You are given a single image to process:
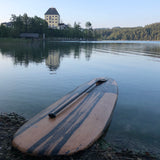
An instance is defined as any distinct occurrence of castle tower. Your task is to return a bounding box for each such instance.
[45,7,60,28]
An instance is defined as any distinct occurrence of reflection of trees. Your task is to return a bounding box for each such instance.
[0,41,48,67]
[1,41,160,70]
[0,41,94,70]
[100,43,160,58]
[84,44,93,61]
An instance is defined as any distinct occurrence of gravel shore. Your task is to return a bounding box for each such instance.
[0,113,158,160]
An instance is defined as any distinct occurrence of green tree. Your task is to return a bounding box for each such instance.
[0,25,10,37]
[11,14,24,33]
[10,14,48,36]
[22,13,30,32]
[85,21,92,29]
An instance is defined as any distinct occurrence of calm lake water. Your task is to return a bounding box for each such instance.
[0,40,160,156]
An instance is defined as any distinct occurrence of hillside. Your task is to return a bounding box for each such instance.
[95,23,160,40]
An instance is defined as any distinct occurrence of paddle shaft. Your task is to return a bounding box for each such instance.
[48,78,107,118]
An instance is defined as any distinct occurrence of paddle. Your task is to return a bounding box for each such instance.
[48,78,107,118]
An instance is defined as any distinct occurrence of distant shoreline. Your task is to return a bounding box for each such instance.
[0,38,160,43]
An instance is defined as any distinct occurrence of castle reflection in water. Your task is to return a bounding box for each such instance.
[1,41,160,72]
[45,51,60,71]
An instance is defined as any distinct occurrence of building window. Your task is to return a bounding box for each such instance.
[49,21,51,23]
[49,16,51,20]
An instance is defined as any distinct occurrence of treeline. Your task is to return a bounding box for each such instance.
[0,14,48,38]
[1,13,160,40]
[0,14,97,39]
[47,22,98,39]
[96,23,160,40]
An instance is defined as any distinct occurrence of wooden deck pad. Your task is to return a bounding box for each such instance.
[12,78,118,156]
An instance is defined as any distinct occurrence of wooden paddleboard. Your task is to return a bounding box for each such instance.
[12,78,118,156]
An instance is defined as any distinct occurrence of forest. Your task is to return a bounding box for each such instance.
[0,14,96,39]
[0,13,160,40]
[96,23,160,40]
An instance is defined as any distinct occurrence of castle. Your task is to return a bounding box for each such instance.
[45,8,60,29]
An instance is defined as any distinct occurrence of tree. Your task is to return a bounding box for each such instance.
[85,21,92,29]
[74,22,81,30]
[11,14,24,33]
[84,22,93,39]
[10,14,48,36]
[73,22,83,38]
[0,25,10,37]
[22,13,30,32]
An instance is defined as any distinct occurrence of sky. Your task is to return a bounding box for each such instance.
[0,0,160,28]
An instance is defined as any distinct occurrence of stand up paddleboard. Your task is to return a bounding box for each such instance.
[12,78,118,156]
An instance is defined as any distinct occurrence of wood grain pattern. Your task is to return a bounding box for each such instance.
[12,78,118,156]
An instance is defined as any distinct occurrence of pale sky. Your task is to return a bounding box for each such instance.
[0,0,160,28]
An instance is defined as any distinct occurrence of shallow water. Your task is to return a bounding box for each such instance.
[0,40,160,156]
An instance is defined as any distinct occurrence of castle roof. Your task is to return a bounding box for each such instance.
[45,8,59,15]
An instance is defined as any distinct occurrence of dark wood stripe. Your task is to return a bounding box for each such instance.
[15,79,108,138]
[45,82,116,155]
[50,82,98,117]
[26,93,89,153]
[13,78,118,156]
[27,81,116,155]
[50,93,104,155]
[27,91,102,155]
[14,82,94,138]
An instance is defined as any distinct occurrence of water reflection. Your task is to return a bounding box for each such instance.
[0,41,95,70]
[45,51,59,71]
[0,41,47,67]
[0,41,160,69]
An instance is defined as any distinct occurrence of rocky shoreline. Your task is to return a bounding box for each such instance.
[0,113,158,160]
